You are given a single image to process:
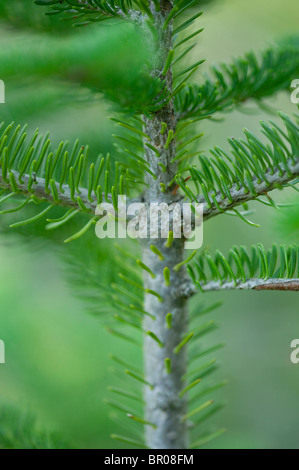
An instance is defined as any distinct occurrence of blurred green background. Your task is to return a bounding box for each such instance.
[0,0,298,449]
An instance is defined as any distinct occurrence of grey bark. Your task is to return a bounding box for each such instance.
[178,277,299,298]
[0,168,108,213]
[141,1,189,449]
[143,239,189,449]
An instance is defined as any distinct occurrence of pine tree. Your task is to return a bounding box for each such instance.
[0,0,299,449]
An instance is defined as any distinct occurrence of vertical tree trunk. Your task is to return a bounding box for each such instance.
[142,1,189,449]
[142,239,189,449]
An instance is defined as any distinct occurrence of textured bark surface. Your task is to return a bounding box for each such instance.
[141,0,189,449]
[178,277,299,297]
[143,239,188,449]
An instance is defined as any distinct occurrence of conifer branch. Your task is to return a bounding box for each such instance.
[0,168,102,213]
[184,244,299,297]
[34,0,131,22]
[177,113,299,221]
[180,278,299,297]
[202,158,299,221]
[0,407,68,449]
[0,123,137,227]
[0,24,163,114]
[176,44,299,120]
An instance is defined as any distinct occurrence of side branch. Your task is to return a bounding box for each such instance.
[0,168,106,213]
[184,244,299,297]
[176,44,299,120]
[202,159,299,221]
[179,278,299,297]
[180,114,299,222]
[0,122,136,220]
